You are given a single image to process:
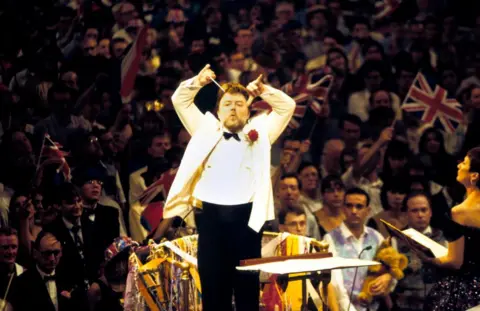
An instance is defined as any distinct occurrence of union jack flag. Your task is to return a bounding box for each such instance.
[401,72,463,133]
[38,134,71,181]
[251,71,333,129]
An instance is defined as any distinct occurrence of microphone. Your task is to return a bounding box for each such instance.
[347,245,373,311]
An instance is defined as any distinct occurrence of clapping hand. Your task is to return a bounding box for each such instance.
[246,74,265,98]
[195,64,216,87]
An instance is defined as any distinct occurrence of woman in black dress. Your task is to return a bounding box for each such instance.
[420,147,480,311]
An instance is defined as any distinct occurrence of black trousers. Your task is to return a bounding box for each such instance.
[195,201,262,311]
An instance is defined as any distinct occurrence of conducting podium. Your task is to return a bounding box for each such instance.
[238,252,380,311]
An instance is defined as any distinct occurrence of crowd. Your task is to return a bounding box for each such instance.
[0,0,479,310]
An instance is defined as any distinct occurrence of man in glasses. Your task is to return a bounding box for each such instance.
[278,203,308,236]
[10,231,75,311]
[74,172,120,271]
[324,187,394,311]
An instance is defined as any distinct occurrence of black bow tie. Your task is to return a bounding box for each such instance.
[44,275,56,282]
[223,132,240,141]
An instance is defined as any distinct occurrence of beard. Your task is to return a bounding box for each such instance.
[223,115,247,133]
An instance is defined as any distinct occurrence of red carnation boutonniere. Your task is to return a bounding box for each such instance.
[247,129,259,144]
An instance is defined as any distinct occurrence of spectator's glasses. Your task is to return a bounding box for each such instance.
[86,180,103,186]
[145,100,164,112]
[89,136,99,143]
[84,46,96,52]
[40,249,61,257]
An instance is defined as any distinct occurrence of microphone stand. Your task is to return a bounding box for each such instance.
[347,245,372,311]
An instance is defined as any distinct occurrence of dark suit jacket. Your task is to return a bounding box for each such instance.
[44,205,119,291]
[9,268,74,311]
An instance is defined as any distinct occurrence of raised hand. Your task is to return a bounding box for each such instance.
[246,74,265,98]
[195,64,216,87]
[379,126,394,145]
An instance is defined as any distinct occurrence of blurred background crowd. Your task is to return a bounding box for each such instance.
[0,0,479,310]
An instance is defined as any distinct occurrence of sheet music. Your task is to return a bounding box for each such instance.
[466,305,480,311]
[237,257,380,274]
[402,228,448,258]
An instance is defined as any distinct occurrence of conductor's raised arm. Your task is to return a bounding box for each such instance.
[246,74,296,144]
[171,64,216,135]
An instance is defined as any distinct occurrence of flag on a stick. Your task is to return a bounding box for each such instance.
[38,135,72,181]
[120,26,148,104]
[251,71,333,128]
[401,72,463,133]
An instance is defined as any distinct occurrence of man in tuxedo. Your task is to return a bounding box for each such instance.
[0,228,24,299]
[162,64,295,311]
[9,231,74,311]
[74,172,120,271]
[44,182,116,298]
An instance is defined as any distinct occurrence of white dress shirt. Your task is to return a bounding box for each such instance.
[36,266,58,311]
[193,131,256,205]
[324,223,386,311]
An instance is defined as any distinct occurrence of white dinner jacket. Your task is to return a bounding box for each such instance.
[163,77,295,232]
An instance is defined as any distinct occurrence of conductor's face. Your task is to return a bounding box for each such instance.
[217,93,250,133]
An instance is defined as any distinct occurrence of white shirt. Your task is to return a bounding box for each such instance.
[36,266,58,311]
[62,218,83,244]
[324,223,386,311]
[193,131,256,205]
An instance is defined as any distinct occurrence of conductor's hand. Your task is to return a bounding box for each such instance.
[195,64,216,87]
[247,74,265,98]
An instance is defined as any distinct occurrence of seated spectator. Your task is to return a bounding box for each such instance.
[278,203,308,237]
[392,191,447,311]
[324,187,395,311]
[0,228,24,299]
[368,179,409,237]
[9,231,78,311]
[315,175,345,237]
[297,162,323,215]
[276,174,320,240]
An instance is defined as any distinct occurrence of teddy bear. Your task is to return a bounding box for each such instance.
[357,237,408,304]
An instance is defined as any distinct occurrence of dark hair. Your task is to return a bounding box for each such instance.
[297,161,318,176]
[467,146,480,188]
[418,127,447,155]
[55,183,81,204]
[47,83,78,105]
[147,131,171,148]
[340,147,357,173]
[339,113,363,129]
[369,89,393,108]
[0,227,17,237]
[165,146,185,167]
[381,140,410,182]
[402,190,432,212]
[407,175,431,196]
[278,202,305,225]
[344,187,370,207]
[380,177,409,210]
[320,175,345,194]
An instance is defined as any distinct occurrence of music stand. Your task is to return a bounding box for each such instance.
[238,253,380,311]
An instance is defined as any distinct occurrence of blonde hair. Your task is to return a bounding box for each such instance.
[214,82,250,114]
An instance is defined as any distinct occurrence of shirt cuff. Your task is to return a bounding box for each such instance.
[183,77,202,89]
[259,84,277,97]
